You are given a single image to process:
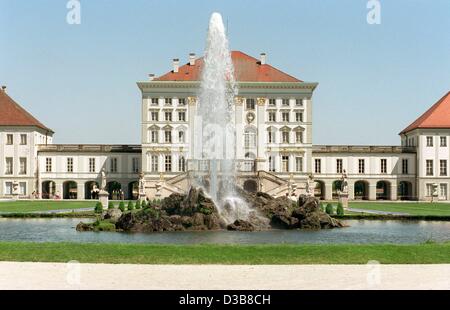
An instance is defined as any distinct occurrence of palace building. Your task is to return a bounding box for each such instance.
[0,52,449,201]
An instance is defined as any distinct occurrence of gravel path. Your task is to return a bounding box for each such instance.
[0,262,448,290]
[347,208,409,215]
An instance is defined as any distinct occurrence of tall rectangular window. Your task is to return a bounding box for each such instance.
[358,159,365,174]
[110,158,118,173]
[426,136,434,147]
[132,158,140,173]
[151,155,158,172]
[426,160,434,176]
[165,155,172,172]
[295,131,303,143]
[151,130,158,143]
[296,99,304,106]
[282,99,290,106]
[5,182,12,195]
[440,184,448,200]
[5,157,13,175]
[268,131,275,143]
[178,111,186,121]
[165,98,172,105]
[151,111,158,121]
[402,159,409,174]
[178,98,186,106]
[178,131,185,143]
[67,158,73,173]
[151,98,159,106]
[381,159,387,174]
[269,156,275,172]
[315,159,321,174]
[165,130,172,143]
[20,134,27,145]
[268,99,276,106]
[295,112,303,122]
[282,156,289,172]
[89,158,96,173]
[178,156,185,172]
[19,182,26,195]
[441,136,447,147]
[6,134,13,145]
[426,184,434,197]
[19,158,27,175]
[268,112,276,122]
[165,111,172,121]
[440,160,447,176]
[296,157,303,172]
[282,131,289,143]
[336,159,343,174]
[282,112,290,122]
[45,158,52,172]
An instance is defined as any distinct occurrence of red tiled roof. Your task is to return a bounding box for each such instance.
[401,91,450,134]
[155,51,302,82]
[0,90,53,132]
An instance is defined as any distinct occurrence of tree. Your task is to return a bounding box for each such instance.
[325,203,334,215]
[127,200,134,211]
[94,202,103,214]
[336,202,344,216]
[135,200,141,210]
[119,201,125,212]
[108,202,115,210]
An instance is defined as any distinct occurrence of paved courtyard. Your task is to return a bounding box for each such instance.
[0,262,449,290]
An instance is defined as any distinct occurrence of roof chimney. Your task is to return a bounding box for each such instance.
[1,86,6,93]
[260,53,267,65]
[189,53,196,66]
[148,74,155,81]
[173,58,179,73]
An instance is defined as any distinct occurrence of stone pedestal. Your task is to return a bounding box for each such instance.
[98,190,109,209]
[339,193,349,209]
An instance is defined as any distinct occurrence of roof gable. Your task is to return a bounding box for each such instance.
[155,51,302,82]
[0,90,53,133]
[401,91,450,134]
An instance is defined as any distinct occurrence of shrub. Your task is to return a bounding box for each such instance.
[94,202,103,214]
[144,207,160,219]
[108,202,115,210]
[319,203,325,212]
[336,202,344,215]
[135,200,141,209]
[141,200,148,208]
[325,203,334,215]
[119,201,125,212]
[127,201,134,211]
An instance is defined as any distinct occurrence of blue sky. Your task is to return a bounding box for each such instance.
[1,0,449,145]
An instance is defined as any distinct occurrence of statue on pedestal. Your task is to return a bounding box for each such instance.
[340,170,349,195]
[306,174,315,197]
[138,172,147,201]
[98,168,109,209]
[100,168,107,191]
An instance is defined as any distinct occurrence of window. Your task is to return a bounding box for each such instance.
[244,129,256,148]
[381,159,387,174]
[441,136,447,147]
[178,131,185,143]
[132,158,140,173]
[165,98,172,105]
[281,156,289,172]
[358,159,365,174]
[45,158,52,172]
[178,98,186,106]
[165,111,172,121]
[151,155,158,172]
[440,160,447,176]
[246,99,255,110]
[151,130,158,143]
[151,98,159,106]
[282,131,290,143]
[268,131,275,143]
[268,112,276,122]
[165,155,172,172]
[110,158,118,173]
[426,160,434,176]
[296,99,303,106]
[336,159,343,174]
[282,112,290,122]
[315,159,321,174]
[178,111,186,122]
[295,131,303,143]
[296,157,303,172]
[402,159,409,174]
[165,130,172,143]
[282,99,290,106]
[426,136,433,147]
[5,182,12,195]
[5,157,13,175]
[89,158,96,173]
[295,112,303,122]
[67,158,73,173]
[268,156,275,172]
[6,134,13,145]
[426,183,434,197]
[19,182,27,195]
[19,158,27,174]
[178,156,186,172]
[268,99,276,106]
[440,184,448,200]
[20,134,27,145]
[151,111,158,121]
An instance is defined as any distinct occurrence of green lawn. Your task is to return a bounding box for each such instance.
[348,202,450,216]
[0,242,449,264]
[0,200,96,213]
